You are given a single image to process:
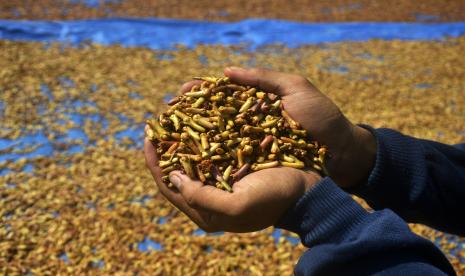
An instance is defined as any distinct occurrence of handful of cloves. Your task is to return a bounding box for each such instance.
[146,76,328,192]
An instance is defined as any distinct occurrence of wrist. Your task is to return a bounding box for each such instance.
[326,124,377,188]
[352,125,377,184]
[300,170,322,193]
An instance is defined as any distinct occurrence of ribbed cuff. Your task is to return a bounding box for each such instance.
[276,177,369,247]
[349,125,426,210]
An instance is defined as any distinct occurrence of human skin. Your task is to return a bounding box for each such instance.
[144,67,376,232]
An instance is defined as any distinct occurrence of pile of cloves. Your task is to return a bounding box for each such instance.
[146,76,328,192]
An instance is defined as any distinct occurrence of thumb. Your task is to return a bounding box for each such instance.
[168,171,238,214]
[169,171,203,193]
[224,67,310,96]
[168,171,205,209]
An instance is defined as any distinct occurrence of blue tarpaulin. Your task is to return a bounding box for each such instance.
[1,18,465,49]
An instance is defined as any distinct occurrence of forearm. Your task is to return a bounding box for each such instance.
[350,127,465,235]
[277,178,454,275]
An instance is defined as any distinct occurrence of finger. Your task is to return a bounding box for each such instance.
[144,137,160,179]
[160,187,216,232]
[169,171,243,217]
[180,80,202,94]
[144,138,217,229]
[160,187,214,231]
[224,67,309,96]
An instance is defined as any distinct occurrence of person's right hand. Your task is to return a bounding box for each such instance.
[224,67,377,188]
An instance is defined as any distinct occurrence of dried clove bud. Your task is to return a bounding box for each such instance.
[146,76,328,192]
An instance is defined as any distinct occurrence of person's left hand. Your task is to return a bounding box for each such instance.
[145,137,320,232]
[144,81,321,233]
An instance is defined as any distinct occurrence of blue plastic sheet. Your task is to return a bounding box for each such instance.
[70,0,123,8]
[137,236,163,252]
[1,18,465,50]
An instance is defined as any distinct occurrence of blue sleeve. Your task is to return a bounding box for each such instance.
[349,127,465,236]
[277,178,454,275]
[453,143,465,151]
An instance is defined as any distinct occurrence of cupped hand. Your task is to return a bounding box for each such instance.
[144,67,376,232]
[144,78,322,232]
[144,136,320,233]
[224,67,377,188]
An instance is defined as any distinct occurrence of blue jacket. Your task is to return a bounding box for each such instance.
[278,127,465,275]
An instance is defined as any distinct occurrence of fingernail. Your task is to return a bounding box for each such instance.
[169,174,182,189]
[227,66,245,72]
